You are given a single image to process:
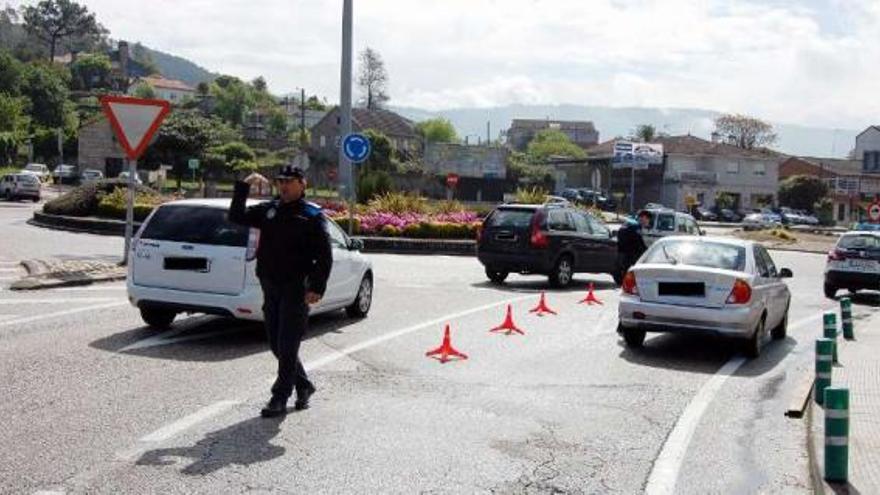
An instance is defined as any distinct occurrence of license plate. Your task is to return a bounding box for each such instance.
[847,260,877,272]
[658,282,705,297]
[164,257,209,271]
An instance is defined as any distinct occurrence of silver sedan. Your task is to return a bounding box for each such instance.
[617,236,792,357]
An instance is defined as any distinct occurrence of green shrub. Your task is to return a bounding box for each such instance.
[431,199,466,215]
[515,186,548,204]
[379,224,401,237]
[44,179,156,217]
[95,187,163,221]
[368,191,428,214]
[333,216,361,235]
[356,170,394,203]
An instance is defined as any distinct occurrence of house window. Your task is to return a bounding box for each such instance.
[726,162,740,174]
[838,203,846,222]
[754,163,766,176]
[320,135,326,148]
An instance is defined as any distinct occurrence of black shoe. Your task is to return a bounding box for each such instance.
[294,385,316,411]
[260,396,288,418]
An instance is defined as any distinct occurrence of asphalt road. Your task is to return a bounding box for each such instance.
[1,200,876,494]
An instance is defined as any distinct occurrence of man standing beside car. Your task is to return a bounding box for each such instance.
[616,210,652,278]
[229,165,332,418]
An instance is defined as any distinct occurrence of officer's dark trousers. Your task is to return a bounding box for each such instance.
[260,278,313,401]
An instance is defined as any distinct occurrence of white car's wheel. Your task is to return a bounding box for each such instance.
[346,274,373,318]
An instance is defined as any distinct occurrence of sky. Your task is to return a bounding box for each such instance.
[8,0,879,130]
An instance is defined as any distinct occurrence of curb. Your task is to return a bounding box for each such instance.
[10,258,127,291]
[807,400,827,495]
[31,211,142,237]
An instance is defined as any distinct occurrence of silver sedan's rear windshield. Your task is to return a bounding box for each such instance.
[642,240,746,271]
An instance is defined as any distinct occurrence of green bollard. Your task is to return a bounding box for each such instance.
[840,298,854,340]
[823,311,839,364]
[815,339,834,405]
[824,387,849,483]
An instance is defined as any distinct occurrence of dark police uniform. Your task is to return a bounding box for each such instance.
[616,218,648,275]
[228,169,332,415]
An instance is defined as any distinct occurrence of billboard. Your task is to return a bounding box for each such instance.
[612,141,664,170]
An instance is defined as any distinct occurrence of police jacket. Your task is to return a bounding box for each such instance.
[617,220,647,259]
[228,181,332,295]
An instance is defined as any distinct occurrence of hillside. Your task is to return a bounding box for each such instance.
[393,104,860,159]
[139,45,218,86]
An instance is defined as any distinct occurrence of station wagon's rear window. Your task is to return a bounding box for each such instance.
[141,205,248,247]
[486,209,535,228]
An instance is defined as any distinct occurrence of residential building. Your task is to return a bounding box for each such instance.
[310,107,420,165]
[854,126,880,173]
[281,97,329,132]
[131,76,196,103]
[507,119,599,151]
[424,143,509,201]
[77,116,127,178]
[780,156,879,224]
[587,135,783,212]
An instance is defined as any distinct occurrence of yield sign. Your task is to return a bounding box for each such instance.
[100,95,170,160]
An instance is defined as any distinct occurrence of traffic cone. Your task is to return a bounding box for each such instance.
[578,283,604,305]
[529,292,557,316]
[490,305,525,335]
[425,324,468,363]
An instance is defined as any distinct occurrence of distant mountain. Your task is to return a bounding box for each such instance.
[139,45,218,86]
[393,104,860,159]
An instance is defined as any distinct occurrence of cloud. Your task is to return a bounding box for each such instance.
[8,0,879,128]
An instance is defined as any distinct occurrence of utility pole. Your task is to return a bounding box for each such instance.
[300,87,306,146]
[338,0,354,234]
[486,120,491,146]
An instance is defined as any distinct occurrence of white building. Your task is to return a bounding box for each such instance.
[132,76,196,103]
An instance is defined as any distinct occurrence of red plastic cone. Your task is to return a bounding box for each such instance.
[490,305,525,335]
[529,292,557,316]
[578,283,604,305]
[425,324,468,363]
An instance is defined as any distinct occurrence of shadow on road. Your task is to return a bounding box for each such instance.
[136,414,286,475]
[846,292,880,308]
[89,311,363,362]
[471,276,617,293]
[617,332,798,377]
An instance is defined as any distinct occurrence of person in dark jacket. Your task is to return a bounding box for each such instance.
[229,165,332,418]
[616,210,653,276]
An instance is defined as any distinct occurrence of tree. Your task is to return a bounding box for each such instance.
[416,117,457,143]
[196,81,210,97]
[778,175,829,213]
[506,150,553,187]
[70,52,110,90]
[305,95,326,111]
[357,47,389,110]
[21,0,102,62]
[526,129,586,161]
[266,106,288,137]
[0,94,30,165]
[130,43,159,75]
[20,61,72,129]
[252,76,267,93]
[207,141,256,172]
[0,50,24,94]
[713,113,777,149]
[149,111,239,187]
[361,128,395,173]
[209,76,253,127]
[131,81,156,99]
[632,124,656,143]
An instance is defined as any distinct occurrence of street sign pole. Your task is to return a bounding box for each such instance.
[630,166,635,213]
[122,158,137,265]
[338,0,354,235]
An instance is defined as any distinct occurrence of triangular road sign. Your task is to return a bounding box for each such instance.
[100,95,171,160]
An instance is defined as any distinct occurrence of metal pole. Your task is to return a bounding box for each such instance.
[57,128,63,165]
[122,158,136,265]
[300,87,306,143]
[339,0,354,235]
[630,165,635,213]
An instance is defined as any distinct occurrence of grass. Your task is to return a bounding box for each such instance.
[0,166,21,177]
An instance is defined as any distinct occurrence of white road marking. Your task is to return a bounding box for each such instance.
[120,327,243,352]
[0,302,128,330]
[0,267,20,272]
[0,297,118,305]
[644,312,824,495]
[139,400,239,443]
[118,325,193,352]
[0,276,17,281]
[54,285,126,292]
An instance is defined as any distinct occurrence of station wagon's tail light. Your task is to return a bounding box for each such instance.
[475,224,483,243]
[246,228,260,261]
[530,211,549,249]
[726,279,752,305]
[827,249,846,261]
[622,271,638,295]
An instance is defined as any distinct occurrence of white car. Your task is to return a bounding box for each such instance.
[618,236,792,357]
[742,213,781,231]
[824,231,880,299]
[118,171,143,185]
[1,172,42,201]
[22,163,51,182]
[127,199,374,329]
[640,209,702,246]
[80,169,104,182]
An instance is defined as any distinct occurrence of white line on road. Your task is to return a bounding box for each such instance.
[53,285,126,292]
[0,302,128,330]
[0,297,118,305]
[139,400,239,443]
[120,326,241,352]
[118,325,193,352]
[644,312,824,495]
[0,268,20,272]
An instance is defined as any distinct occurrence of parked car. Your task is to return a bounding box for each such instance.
[578,189,617,212]
[694,207,718,222]
[52,164,78,184]
[760,209,783,224]
[742,213,781,231]
[117,171,143,185]
[618,236,792,357]
[824,232,880,299]
[0,172,42,201]
[639,209,702,246]
[717,209,743,223]
[797,211,819,226]
[852,222,880,232]
[80,169,104,183]
[560,188,583,204]
[127,199,374,328]
[21,163,50,182]
[644,203,665,210]
[476,202,620,287]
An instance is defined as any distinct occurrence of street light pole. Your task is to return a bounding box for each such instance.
[338,0,354,235]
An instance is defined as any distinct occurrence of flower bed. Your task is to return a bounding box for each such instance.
[316,200,482,240]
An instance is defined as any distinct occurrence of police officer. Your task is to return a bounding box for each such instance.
[616,210,652,277]
[229,165,332,418]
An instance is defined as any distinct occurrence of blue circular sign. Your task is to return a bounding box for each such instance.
[342,133,371,163]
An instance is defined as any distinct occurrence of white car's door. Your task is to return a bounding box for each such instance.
[753,246,787,328]
[318,219,359,307]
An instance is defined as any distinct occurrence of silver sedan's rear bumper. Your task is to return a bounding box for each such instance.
[618,294,760,338]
